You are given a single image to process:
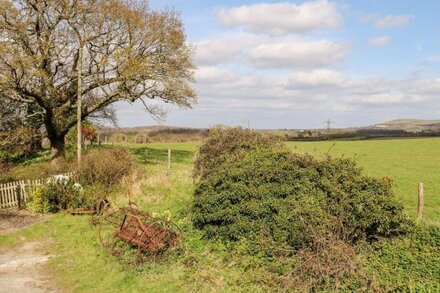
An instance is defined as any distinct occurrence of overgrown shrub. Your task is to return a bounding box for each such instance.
[28,175,86,213]
[193,127,279,179]
[192,129,413,250]
[192,128,420,291]
[79,148,133,187]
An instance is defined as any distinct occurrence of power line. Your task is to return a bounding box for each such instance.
[323,119,335,133]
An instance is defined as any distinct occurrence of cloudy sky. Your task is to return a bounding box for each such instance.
[116,0,440,129]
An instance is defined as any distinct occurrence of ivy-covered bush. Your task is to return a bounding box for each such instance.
[193,127,279,179]
[192,129,413,250]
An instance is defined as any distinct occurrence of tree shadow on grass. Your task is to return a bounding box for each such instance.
[130,147,194,165]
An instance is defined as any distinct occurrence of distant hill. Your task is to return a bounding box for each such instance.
[371,119,440,132]
[96,119,440,143]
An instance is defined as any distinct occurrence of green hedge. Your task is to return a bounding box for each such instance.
[192,128,413,249]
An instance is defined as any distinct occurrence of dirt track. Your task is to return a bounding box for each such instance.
[0,209,47,235]
[0,210,61,292]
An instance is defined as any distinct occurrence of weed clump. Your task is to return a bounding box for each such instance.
[79,148,134,187]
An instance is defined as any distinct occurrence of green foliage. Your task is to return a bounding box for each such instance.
[1,142,438,292]
[286,139,440,223]
[66,121,97,146]
[193,129,412,250]
[193,127,279,179]
[79,148,134,187]
[362,226,440,291]
[27,185,51,213]
[28,176,86,213]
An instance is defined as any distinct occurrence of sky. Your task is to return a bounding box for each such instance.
[115,0,440,129]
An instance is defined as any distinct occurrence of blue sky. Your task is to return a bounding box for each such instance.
[116,0,440,129]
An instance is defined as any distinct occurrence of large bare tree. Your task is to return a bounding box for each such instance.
[0,0,196,162]
[0,98,42,158]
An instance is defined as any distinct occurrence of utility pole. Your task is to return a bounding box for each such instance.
[77,44,83,167]
[323,119,335,135]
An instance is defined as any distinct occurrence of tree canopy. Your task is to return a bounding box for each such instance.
[0,0,196,160]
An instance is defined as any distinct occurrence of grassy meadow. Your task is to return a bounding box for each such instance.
[136,137,440,222]
[285,138,440,223]
[1,138,439,291]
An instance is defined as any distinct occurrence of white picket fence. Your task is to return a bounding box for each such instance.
[0,172,74,209]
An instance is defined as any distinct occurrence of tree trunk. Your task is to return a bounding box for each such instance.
[50,136,65,159]
[48,135,65,172]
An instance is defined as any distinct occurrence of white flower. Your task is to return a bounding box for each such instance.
[47,174,70,185]
[73,183,83,191]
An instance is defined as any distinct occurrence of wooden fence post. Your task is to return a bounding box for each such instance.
[417,183,424,221]
[26,179,31,202]
[168,149,171,170]
[16,184,22,209]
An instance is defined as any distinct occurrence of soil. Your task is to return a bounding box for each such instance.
[0,209,61,292]
[0,209,48,234]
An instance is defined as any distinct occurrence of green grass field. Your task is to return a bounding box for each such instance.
[1,138,439,292]
[285,138,440,223]
[136,138,440,222]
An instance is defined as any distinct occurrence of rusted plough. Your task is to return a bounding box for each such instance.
[96,206,181,260]
[69,199,111,216]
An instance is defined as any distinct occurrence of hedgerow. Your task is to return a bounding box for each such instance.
[193,127,279,179]
[192,130,412,248]
[192,128,420,291]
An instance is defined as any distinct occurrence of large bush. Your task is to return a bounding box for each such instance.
[192,129,413,250]
[79,148,134,187]
[193,127,279,179]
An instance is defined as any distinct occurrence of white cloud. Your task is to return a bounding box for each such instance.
[347,78,397,96]
[284,69,346,89]
[195,67,237,84]
[402,78,440,96]
[362,14,414,29]
[375,15,414,29]
[194,65,440,114]
[218,0,341,35]
[249,40,351,69]
[194,36,263,66]
[368,36,391,47]
[347,93,404,104]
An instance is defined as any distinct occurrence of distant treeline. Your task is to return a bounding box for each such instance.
[97,126,440,144]
[98,127,210,144]
[287,129,440,141]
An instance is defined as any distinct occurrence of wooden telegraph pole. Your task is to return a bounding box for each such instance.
[77,43,83,167]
